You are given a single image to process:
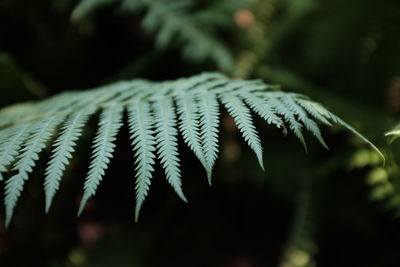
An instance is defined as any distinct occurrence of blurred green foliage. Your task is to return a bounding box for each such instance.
[1,0,400,266]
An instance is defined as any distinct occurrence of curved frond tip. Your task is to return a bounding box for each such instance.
[0,72,383,226]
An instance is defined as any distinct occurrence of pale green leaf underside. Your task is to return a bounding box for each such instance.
[0,72,383,226]
[176,93,208,179]
[154,98,187,202]
[78,106,124,216]
[45,108,95,213]
[220,93,264,170]
[0,124,33,181]
[5,116,63,227]
[198,92,220,184]
[128,102,156,222]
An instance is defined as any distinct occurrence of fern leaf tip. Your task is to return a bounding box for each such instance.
[207,174,212,186]
[5,217,11,230]
[334,115,385,165]
[134,208,142,223]
[320,139,329,150]
[301,141,308,153]
[259,160,265,171]
[179,193,188,203]
[77,197,89,217]
[44,202,51,214]
[134,209,140,223]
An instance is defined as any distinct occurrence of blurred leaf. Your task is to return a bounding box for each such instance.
[0,53,46,107]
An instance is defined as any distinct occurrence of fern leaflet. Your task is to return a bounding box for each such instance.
[78,106,124,215]
[5,116,63,227]
[128,102,156,221]
[240,92,285,131]
[153,98,187,202]
[295,99,332,127]
[281,96,328,149]
[0,124,33,181]
[45,108,94,212]
[198,92,220,184]
[220,93,264,170]
[266,96,307,150]
[176,93,207,176]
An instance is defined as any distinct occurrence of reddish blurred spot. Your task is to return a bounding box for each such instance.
[223,138,241,164]
[225,255,254,267]
[386,76,400,112]
[234,9,255,29]
[77,221,105,246]
[224,116,237,133]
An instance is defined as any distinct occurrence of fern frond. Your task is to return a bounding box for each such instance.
[127,102,156,222]
[198,92,220,184]
[72,0,235,71]
[141,0,234,71]
[5,116,63,227]
[220,93,264,170]
[0,72,383,224]
[153,98,187,202]
[78,106,124,216]
[44,108,95,213]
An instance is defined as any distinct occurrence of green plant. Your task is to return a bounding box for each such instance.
[72,0,242,72]
[0,72,382,228]
[386,123,400,143]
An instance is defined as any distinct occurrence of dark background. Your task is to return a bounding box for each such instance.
[1,0,400,266]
